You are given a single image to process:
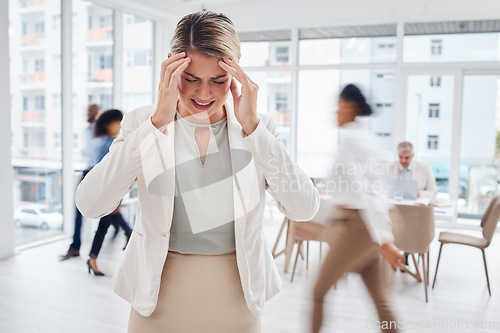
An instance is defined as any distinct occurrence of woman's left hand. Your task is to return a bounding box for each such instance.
[218,58,260,136]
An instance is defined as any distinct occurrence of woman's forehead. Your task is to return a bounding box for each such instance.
[185,51,228,78]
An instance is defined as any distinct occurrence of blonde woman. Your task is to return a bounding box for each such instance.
[76,11,319,333]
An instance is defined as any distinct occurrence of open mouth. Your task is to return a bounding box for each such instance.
[191,99,215,110]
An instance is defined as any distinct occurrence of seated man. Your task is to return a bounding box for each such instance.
[388,141,438,268]
[388,141,437,199]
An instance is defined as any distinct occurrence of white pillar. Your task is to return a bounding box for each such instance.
[0,0,16,260]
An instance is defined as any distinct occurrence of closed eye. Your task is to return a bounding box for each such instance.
[184,78,198,83]
[213,80,227,85]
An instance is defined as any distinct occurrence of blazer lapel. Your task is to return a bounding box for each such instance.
[226,103,260,235]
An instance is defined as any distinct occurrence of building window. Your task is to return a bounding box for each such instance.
[430,76,441,87]
[99,55,113,69]
[23,128,45,148]
[125,50,151,67]
[427,135,439,150]
[100,94,112,109]
[99,15,112,28]
[35,95,45,110]
[376,132,391,137]
[22,96,29,111]
[52,15,60,32]
[428,103,440,118]
[34,59,44,72]
[53,94,61,110]
[34,22,45,34]
[431,39,442,55]
[22,59,29,73]
[54,133,61,148]
[376,73,395,80]
[275,92,288,111]
[375,102,393,109]
[274,46,289,63]
[377,43,395,49]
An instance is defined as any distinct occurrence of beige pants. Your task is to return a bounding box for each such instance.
[128,251,260,333]
[312,210,398,333]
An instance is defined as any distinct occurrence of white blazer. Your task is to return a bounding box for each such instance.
[75,104,320,317]
[387,160,438,199]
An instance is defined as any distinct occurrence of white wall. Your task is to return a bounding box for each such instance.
[0,0,15,260]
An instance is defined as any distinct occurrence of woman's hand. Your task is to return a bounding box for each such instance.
[151,52,191,129]
[218,58,259,136]
[379,243,405,270]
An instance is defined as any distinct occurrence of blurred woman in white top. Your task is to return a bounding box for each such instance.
[311,84,405,333]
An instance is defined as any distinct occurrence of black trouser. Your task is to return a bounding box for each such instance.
[89,212,130,258]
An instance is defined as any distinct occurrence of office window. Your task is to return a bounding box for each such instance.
[427,135,439,150]
[428,103,440,118]
[122,13,153,112]
[430,76,441,87]
[404,20,500,63]
[239,30,291,67]
[458,75,500,217]
[299,24,397,65]
[73,0,114,166]
[298,69,396,177]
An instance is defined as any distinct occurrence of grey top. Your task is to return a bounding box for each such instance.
[168,112,236,255]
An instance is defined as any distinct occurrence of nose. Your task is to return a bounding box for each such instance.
[195,81,211,101]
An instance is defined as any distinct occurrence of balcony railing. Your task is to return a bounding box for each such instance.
[21,110,46,122]
[21,33,45,46]
[20,72,45,84]
[88,69,113,82]
[87,27,113,41]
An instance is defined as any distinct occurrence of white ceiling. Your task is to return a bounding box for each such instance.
[123,0,500,31]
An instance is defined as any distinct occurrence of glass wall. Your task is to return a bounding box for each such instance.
[9,0,63,245]
[8,0,157,247]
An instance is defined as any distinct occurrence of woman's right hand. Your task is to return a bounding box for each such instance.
[151,52,191,129]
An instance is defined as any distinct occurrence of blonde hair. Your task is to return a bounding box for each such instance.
[170,11,241,60]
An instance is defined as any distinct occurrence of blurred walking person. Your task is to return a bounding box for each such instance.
[311,84,405,333]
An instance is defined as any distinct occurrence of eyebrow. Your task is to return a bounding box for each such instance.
[184,72,228,80]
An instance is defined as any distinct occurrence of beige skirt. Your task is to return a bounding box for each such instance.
[128,251,261,333]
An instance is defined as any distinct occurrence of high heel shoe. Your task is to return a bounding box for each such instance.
[87,259,105,276]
